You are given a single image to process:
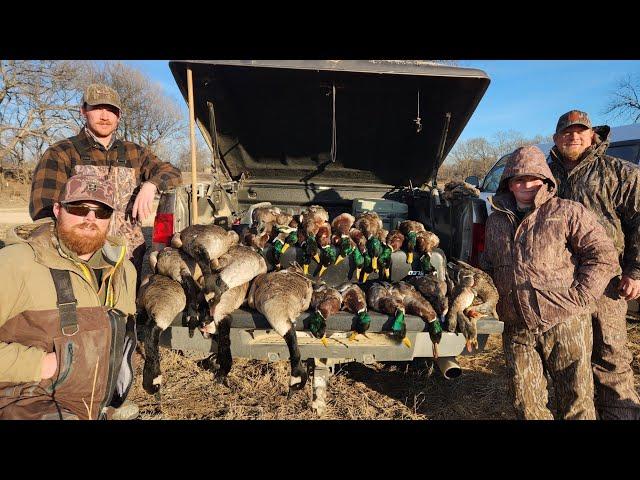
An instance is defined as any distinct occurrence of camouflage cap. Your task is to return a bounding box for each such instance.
[61,174,115,209]
[555,110,592,134]
[82,83,121,112]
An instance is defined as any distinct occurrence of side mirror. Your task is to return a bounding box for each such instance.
[465,176,480,188]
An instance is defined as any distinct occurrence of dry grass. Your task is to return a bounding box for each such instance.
[127,334,517,420]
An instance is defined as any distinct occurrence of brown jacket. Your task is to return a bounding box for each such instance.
[480,146,618,332]
[0,221,137,419]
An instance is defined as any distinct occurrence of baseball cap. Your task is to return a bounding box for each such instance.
[61,174,115,210]
[82,83,121,112]
[555,110,592,134]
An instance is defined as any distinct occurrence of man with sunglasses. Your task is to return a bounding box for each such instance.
[29,83,182,287]
[0,174,139,420]
[549,110,640,420]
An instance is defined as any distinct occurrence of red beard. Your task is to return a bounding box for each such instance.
[57,221,107,256]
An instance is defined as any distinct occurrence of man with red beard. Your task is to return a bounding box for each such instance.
[0,174,139,420]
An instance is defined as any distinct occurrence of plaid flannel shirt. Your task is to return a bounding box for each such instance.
[30,128,182,220]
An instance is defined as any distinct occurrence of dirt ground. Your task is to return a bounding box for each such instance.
[1,183,639,420]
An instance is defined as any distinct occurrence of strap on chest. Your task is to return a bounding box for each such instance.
[49,269,79,336]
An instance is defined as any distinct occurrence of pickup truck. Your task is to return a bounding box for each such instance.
[148,60,504,412]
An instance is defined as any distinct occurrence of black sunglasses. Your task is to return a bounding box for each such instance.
[63,203,113,219]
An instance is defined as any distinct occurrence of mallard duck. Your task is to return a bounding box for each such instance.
[331,213,356,265]
[312,223,335,277]
[299,206,328,274]
[309,283,342,346]
[251,206,282,236]
[406,274,449,321]
[415,230,440,274]
[366,281,409,347]
[447,259,499,319]
[379,229,403,280]
[349,228,368,281]
[242,226,271,253]
[355,212,384,271]
[445,270,479,352]
[272,225,298,268]
[390,281,440,355]
[171,224,239,294]
[336,282,371,340]
[399,220,426,265]
[247,263,313,396]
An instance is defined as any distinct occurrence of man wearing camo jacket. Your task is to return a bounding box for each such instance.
[549,110,640,420]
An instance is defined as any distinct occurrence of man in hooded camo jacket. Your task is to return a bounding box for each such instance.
[481,145,618,420]
[548,110,640,420]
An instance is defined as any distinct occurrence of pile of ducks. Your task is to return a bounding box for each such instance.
[137,204,499,399]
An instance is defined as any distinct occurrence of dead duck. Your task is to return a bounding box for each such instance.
[445,270,479,352]
[309,283,342,346]
[377,228,400,280]
[447,259,499,319]
[366,281,409,347]
[251,206,282,235]
[148,247,206,334]
[415,230,440,274]
[349,227,368,281]
[336,282,371,340]
[171,224,239,294]
[137,274,186,397]
[299,206,329,274]
[390,281,440,355]
[272,225,298,268]
[241,226,270,253]
[406,274,449,322]
[247,264,314,396]
[206,244,268,307]
[354,211,384,271]
[315,223,337,277]
[399,220,426,265]
[331,213,356,265]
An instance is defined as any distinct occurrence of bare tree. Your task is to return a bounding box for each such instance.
[0,60,81,165]
[438,130,551,183]
[604,74,640,123]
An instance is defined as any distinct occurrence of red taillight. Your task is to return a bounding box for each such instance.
[469,222,485,267]
[152,213,174,245]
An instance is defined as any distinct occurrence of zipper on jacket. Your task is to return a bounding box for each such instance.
[46,342,74,393]
[99,312,121,415]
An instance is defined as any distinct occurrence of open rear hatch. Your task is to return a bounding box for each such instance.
[169,60,490,192]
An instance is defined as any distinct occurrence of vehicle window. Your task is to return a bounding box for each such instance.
[607,143,640,164]
[481,154,510,193]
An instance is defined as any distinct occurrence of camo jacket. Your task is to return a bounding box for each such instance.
[549,125,640,280]
[481,147,618,332]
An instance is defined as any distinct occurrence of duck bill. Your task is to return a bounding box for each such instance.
[334,255,344,265]
[407,252,414,264]
[384,268,390,280]
[303,264,309,275]
[281,243,290,253]
[372,257,378,270]
[318,265,327,277]
[361,272,369,283]
[402,337,412,349]
[313,253,321,264]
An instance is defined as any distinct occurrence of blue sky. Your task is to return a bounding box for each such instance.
[125,60,640,143]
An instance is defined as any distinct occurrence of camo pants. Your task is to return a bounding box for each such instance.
[502,314,595,420]
[592,277,640,420]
